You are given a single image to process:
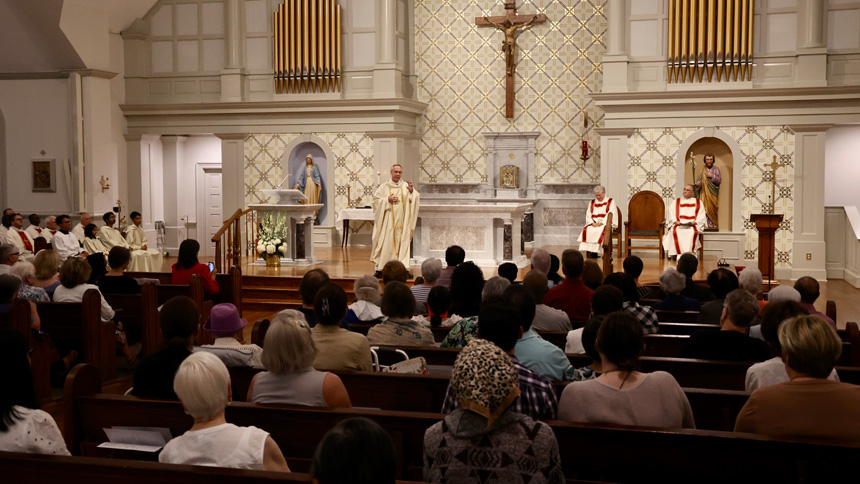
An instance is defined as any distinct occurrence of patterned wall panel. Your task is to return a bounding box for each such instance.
[627,126,795,268]
[244,133,375,233]
[415,0,607,184]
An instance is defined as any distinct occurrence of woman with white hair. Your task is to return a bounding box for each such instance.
[738,267,764,308]
[344,274,385,326]
[248,310,352,408]
[578,185,617,259]
[10,261,49,302]
[159,351,290,471]
[653,268,700,311]
[411,257,442,314]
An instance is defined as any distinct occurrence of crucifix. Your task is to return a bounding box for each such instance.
[764,155,784,214]
[476,2,547,118]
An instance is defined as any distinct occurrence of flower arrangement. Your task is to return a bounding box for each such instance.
[257,212,289,258]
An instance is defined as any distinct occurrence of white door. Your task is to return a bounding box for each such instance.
[201,168,222,257]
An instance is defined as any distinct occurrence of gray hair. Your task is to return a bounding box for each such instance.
[482,276,511,301]
[173,352,230,421]
[724,289,760,328]
[767,285,801,304]
[261,309,317,373]
[10,261,36,284]
[659,268,686,295]
[0,274,22,303]
[593,185,606,194]
[353,274,382,302]
[0,244,15,264]
[531,248,551,275]
[739,267,763,294]
[420,258,443,284]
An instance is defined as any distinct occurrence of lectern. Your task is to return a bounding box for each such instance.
[750,214,783,289]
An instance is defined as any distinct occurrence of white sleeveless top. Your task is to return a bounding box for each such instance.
[159,423,268,469]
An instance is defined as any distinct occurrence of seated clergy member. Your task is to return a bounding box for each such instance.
[442,298,559,420]
[680,289,772,362]
[735,315,860,442]
[51,215,86,261]
[196,303,263,368]
[71,212,91,242]
[123,211,163,270]
[578,185,617,258]
[98,211,159,271]
[662,184,706,258]
[159,352,290,471]
[424,339,564,484]
[311,283,373,372]
[311,417,397,484]
[249,309,351,407]
[523,270,571,332]
[559,312,695,429]
[367,281,435,347]
[42,216,59,242]
[24,214,44,242]
[132,296,199,400]
[5,213,35,261]
[544,248,593,322]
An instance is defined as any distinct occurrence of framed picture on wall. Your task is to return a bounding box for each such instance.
[32,158,56,192]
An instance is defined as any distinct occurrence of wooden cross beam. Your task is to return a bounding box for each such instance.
[476,2,547,118]
[764,155,784,215]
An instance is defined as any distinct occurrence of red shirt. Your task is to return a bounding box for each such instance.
[543,277,593,323]
[171,263,219,296]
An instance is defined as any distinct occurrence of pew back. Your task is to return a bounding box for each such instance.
[103,283,159,356]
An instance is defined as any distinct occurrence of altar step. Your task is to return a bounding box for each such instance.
[241,275,358,314]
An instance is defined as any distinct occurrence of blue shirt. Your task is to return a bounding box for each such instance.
[514,329,573,381]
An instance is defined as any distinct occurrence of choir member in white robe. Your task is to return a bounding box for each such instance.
[24,214,45,241]
[371,164,420,273]
[6,214,35,261]
[97,212,158,271]
[72,212,92,242]
[578,185,617,257]
[124,211,163,271]
[83,224,110,258]
[52,215,86,261]
[662,185,707,258]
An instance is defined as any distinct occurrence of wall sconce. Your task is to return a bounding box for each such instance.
[580,140,590,161]
[99,175,110,192]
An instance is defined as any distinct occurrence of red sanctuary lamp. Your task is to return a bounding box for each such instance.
[580,140,589,161]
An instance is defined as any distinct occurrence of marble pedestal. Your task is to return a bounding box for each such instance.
[249,203,323,266]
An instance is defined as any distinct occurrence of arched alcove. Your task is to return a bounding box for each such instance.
[279,134,336,227]
[675,128,744,233]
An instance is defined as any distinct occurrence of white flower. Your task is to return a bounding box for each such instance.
[274,238,281,245]
[266,244,275,254]
[279,245,287,253]
[257,244,265,253]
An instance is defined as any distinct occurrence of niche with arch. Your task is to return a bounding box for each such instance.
[288,142,329,225]
[683,137,733,231]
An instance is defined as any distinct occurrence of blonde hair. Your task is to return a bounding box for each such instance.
[10,261,36,284]
[173,352,230,421]
[33,249,60,281]
[779,315,842,378]
[58,257,91,288]
[261,309,317,373]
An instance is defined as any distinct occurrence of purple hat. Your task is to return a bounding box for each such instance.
[203,303,248,337]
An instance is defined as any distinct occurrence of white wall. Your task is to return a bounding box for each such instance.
[825,125,860,207]
[181,135,222,231]
[0,79,74,215]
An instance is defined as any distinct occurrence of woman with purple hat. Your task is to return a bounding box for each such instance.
[196,303,263,368]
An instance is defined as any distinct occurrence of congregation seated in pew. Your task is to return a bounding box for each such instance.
[171,239,219,298]
[367,281,434,347]
[698,268,739,325]
[507,284,574,382]
[248,309,352,408]
[31,249,62,298]
[10,261,50,303]
[565,285,623,355]
[438,261,484,347]
[411,257,442,314]
[311,283,373,372]
[523,270,571,332]
[680,289,772,362]
[0,328,69,456]
[411,285,455,328]
[97,247,141,295]
[311,417,397,484]
[196,302,263,369]
[159,352,290,471]
[345,274,384,326]
[297,268,330,326]
[559,312,696,429]
[653,268,700,311]
[603,271,659,334]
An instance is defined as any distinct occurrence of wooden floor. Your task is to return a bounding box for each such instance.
[187,246,860,330]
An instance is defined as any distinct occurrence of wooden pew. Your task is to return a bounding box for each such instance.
[38,289,117,383]
[655,310,701,323]
[0,298,53,403]
[65,364,860,483]
[103,282,160,357]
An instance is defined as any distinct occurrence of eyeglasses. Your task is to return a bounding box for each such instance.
[10,252,19,256]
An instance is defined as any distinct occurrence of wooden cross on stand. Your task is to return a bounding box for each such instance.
[476,2,547,118]
[764,155,784,215]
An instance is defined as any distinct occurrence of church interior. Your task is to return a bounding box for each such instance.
[3,0,860,481]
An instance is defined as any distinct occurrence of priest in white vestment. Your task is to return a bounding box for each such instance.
[371,164,420,273]
[24,214,45,241]
[97,212,158,271]
[6,213,35,261]
[124,211,163,270]
[662,184,707,258]
[578,185,617,258]
[72,212,92,242]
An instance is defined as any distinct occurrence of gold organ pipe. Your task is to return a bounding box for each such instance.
[706,0,715,81]
[273,0,341,94]
[740,0,749,81]
[681,0,689,83]
[668,0,676,82]
[323,0,330,92]
[274,5,280,93]
[732,0,740,81]
[697,0,705,82]
[716,0,725,81]
[688,0,697,82]
[674,0,682,83]
[747,0,754,81]
[336,4,341,91]
[310,0,317,92]
[725,0,733,82]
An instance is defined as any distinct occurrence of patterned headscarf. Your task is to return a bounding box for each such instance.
[452,339,520,426]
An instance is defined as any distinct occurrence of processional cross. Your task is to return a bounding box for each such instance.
[764,155,785,215]
[476,2,547,118]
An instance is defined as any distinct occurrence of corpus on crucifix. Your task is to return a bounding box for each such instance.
[764,155,785,214]
[476,1,547,118]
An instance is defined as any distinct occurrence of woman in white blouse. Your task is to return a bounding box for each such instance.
[52,257,115,322]
[0,328,70,455]
[159,352,290,471]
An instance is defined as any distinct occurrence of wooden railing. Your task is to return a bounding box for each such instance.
[211,208,258,273]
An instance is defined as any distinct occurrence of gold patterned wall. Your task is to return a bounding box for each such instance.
[627,126,796,268]
[244,133,375,233]
[415,0,607,184]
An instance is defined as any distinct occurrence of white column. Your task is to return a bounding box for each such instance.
[373,0,402,98]
[124,135,145,220]
[370,133,413,183]
[790,125,831,280]
[602,0,629,92]
[216,133,248,219]
[795,0,827,87]
[221,0,244,102]
[80,73,118,214]
[598,128,633,223]
[161,136,187,252]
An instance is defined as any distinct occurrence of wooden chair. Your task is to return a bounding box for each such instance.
[625,190,665,259]
[612,206,623,258]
